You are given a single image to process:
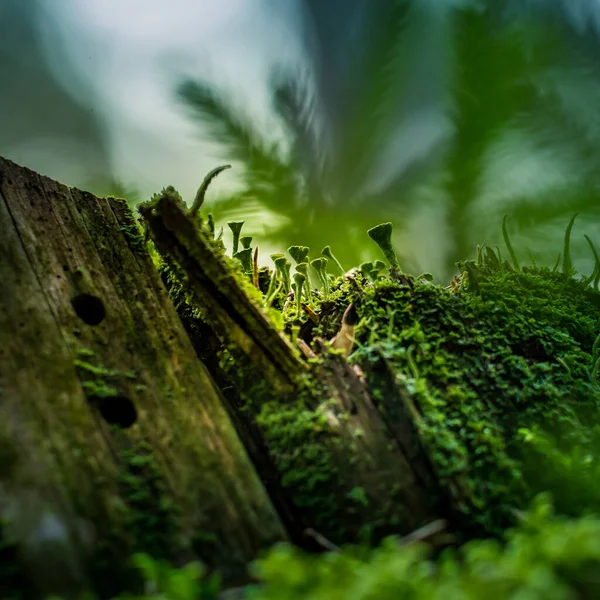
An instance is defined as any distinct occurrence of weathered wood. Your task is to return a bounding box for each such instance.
[0,156,286,599]
[138,191,304,393]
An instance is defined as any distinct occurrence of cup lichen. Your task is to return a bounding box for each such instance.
[288,246,310,265]
[228,221,245,255]
[234,247,253,274]
[367,222,400,270]
[292,272,306,316]
[321,245,345,274]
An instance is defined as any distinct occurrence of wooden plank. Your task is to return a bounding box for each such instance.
[0,156,286,599]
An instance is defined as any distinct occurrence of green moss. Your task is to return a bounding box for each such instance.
[119,220,145,254]
[116,442,181,559]
[76,348,95,359]
[73,356,139,402]
[218,346,413,544]
[73,359,121,379]
[349,261,600,534]
[160,245,419,543]
[256,397,344,537]
[75,359,119,401]
[87,439,183,597]
[81,380,119,399]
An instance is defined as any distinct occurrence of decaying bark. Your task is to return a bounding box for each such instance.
[0,156,286,599]
[138,192,303,393]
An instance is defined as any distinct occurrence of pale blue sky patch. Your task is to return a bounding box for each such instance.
[37,0,306,202]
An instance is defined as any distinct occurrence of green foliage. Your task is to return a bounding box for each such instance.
[115,554,220,600]
[44,497,600,599]
[250,495,600,600]
[518,427,600,518]
[444,4,564,263]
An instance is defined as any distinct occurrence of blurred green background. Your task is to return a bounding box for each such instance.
[2,0,600,281]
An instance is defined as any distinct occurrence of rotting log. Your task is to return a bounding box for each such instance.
[0,156,287,599]
[8,155,590,598]
[146,186,600,549]
[141,191,447,546]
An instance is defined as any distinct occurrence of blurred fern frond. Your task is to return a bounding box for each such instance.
[175,0,600,278]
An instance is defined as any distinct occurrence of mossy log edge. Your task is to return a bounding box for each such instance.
[142,191,446,546]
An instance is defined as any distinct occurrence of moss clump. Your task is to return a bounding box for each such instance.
[116,442,181,559]
[349,260,600,534]
[74,354,138,401]
[151,196,600,543]
[119,221,145,254]
[217,346,414,545]
[160,237,420,543]
[87,438,183,597]
[255,399,344,537]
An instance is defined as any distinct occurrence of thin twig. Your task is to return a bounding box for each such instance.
[297,338,317,359]
[399,519,447,546]
[304,528,341,552]
[302,303,320,324]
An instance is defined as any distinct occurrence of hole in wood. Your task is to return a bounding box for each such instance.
[98,396,137,428]
[71,293,106,326]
